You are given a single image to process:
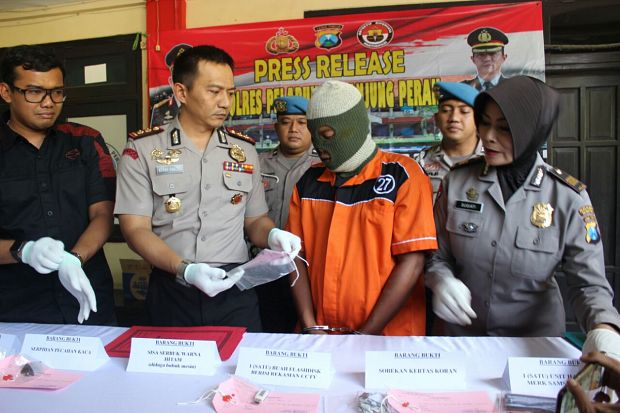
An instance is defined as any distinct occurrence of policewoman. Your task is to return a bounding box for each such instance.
[115,45,300,330]
[426,76,620,357]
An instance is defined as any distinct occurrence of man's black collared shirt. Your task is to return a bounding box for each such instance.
[0,111,116,324]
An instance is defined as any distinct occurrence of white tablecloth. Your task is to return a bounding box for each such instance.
[0,322,580,412]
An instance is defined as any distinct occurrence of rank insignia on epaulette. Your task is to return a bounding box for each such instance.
[547,166,586,193]
[225,127,256,145]
[128,126,162,139]
[223,161,254,174]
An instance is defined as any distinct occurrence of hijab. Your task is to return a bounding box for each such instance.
[474,76,560,201]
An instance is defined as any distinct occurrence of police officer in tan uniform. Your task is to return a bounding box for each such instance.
[115,45,300,330]
[426,76,620,359]
[255,96,318,332]
[415,82,483,202]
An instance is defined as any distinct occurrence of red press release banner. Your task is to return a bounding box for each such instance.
[147,1,543,153]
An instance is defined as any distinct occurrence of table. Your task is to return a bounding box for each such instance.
[0,322,580,412]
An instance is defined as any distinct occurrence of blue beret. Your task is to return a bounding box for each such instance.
[435,82,479,107]
[274,96,308,115]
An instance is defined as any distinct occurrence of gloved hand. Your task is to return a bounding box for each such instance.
[267,228,301,258]
[21,237,65,274]
[58,252,97,324]
[582,327,620,361]
[184,263,244,297]
[430,276,477,326]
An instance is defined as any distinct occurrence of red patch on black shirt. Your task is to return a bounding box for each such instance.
[65,148,80,160]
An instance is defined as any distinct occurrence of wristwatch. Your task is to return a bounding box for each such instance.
[69,251,84,266]
[175,259,193,287]
[9,240,26,263]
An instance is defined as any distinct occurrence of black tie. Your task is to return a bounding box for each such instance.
[483,81,494,91]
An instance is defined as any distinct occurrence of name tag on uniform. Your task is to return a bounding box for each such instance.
[156,164,184,175]
[455,200,483,213]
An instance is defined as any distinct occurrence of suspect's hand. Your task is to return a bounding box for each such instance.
[566,352,620,412]
[21,237,65,274]
[431,277,477,326]
[58,252,97,324]
[267,228,301,258]
[184,263,243,297]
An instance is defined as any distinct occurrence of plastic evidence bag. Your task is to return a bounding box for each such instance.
[230,249,297,291]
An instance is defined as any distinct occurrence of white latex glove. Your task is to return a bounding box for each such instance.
[184,263,244,297]
[430,276,477,326]
[21,237,65,274]
[582,328,620,361]
[267,228,301,258]
[58,252,97,324]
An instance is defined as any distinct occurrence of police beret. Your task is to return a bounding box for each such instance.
[467,27,509,53]
[274,96,309,116]
[435,82,479,107]
[165,43,192,68]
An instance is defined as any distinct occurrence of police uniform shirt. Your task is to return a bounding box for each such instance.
[115,117,268,266]
[260,145,319,228]
[0,112,116,324]
[415,139,483,201]
[425,154,620,337]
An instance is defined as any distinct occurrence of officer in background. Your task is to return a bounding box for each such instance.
[115,45,300,331]
[149,43,192,128]
[415,82,482,202]
[462,27,509,91]
[255,96,319,332]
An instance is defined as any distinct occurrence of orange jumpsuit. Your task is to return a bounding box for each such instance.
[287,150,437,335]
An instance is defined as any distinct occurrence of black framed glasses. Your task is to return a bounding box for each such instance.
[11,85,66,103]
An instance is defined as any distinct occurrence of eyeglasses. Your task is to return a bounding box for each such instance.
[11,85,66,103]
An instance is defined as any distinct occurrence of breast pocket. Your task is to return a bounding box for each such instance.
[445,209,484,263]
[152,176,191,226]
[511,225,560,281]
[223,171,253,194]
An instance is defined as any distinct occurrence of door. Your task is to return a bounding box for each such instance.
[546,51,620,332]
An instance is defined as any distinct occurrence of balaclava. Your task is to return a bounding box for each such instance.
[474,76,559,201]
[307,80,377,173]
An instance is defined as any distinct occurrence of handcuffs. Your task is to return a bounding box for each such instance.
[302,325,362,335]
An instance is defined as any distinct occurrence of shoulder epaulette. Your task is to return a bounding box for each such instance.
[546,165,586,193]
[225,127,256,146]
[451,155,485,170]
[128,125,163,140]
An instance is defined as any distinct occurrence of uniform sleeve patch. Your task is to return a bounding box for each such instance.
[122,148,139,160]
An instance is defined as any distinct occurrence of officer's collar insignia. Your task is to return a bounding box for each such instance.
[530,202,554,228]
[530,166,545,187]
[170,128,181,146]
[466,187,478,201]
[128,125,162,140]
[218,128,229,145]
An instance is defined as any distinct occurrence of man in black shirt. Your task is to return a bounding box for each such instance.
[0,45,116,324]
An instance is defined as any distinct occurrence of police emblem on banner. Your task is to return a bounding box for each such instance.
[357,21,394,48]
[265,27,299,55]
[314,24,343,50]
